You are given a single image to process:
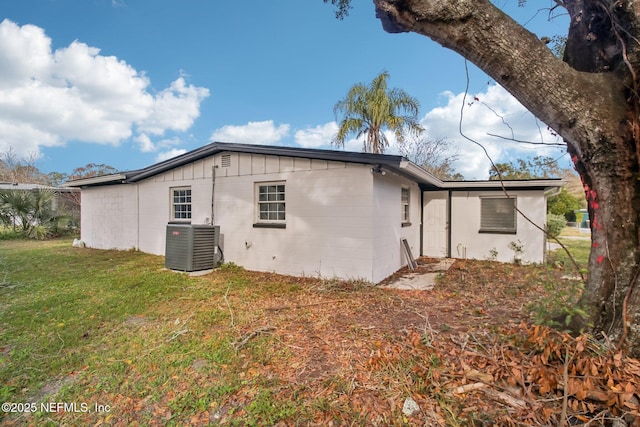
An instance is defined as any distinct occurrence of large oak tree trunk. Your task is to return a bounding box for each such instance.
[373,0,640,356]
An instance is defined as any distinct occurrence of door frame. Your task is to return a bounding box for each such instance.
[421,190,450,258]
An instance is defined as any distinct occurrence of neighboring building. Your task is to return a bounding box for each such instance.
[0,182,80,226]
[574,209,590,229]
[64,142,562,283]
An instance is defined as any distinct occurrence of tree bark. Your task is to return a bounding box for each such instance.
[373,0,640,356]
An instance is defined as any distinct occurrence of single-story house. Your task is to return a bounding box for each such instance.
[64,142,562,283]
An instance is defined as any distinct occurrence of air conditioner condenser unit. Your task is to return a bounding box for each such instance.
[165,224,220,272]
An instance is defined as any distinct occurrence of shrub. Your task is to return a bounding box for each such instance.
[527,272,588,330]
[547,188,583,219]
[546,213,566,238]
[0,189,74,239]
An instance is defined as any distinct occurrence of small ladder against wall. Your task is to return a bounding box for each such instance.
[401,238,418,270]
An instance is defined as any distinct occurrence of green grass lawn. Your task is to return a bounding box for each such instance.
[0,241,204,422]
[548,227,592,270]
[0,239,382,425]
[0,237,617,426]
[0,240,270,424]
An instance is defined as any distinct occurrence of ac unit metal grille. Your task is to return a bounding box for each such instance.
[165,224,220,272]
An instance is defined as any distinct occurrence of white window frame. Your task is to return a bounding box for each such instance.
[255,181,286,226]
[171,186,192,222]
[479,196,517,234]
[401,187,410,225]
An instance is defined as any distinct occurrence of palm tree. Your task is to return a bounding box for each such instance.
[0,188,63,239]
[332,71,423,154]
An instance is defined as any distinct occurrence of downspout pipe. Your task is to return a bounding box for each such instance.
[419,188,424,256]
[447,190,452,258]
[211,164,217,225]
[544,185,563,198]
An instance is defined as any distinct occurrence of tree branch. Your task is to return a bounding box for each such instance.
[373,0,627,153]
[486,133,567,147]
[617,267,640,350]
[458,60,586,280]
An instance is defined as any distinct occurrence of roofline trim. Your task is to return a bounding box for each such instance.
[61,142,567,191]
[62,173,128,187]
[398,160,443,186]
[442,179,565,189]
[126,142,409,183]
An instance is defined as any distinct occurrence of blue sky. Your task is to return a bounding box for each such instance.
[1,0,569,179]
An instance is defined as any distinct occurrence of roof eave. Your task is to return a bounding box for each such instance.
[397,160,444,187]
[441,179,566,190]
[126,142,408,183]
[62,173,129,188]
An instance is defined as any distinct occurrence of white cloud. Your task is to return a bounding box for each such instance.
[0,22,52,89]
[294,122,338,148]
[134,133,155,152]
[137,77,209,136]
[420,84,563,179]
[155,148,187,163]
[135,133,185,155]
[343,138,364,152]
[210,120,290,145]
[205,85,560,178]
[156,137,184,149]
[295,121,399,154]
[0,120,62,156]
[0,19,208,159]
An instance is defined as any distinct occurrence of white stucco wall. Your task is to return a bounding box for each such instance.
[449,190,547,263]
[79,152,551,279]
[136,158,215,255]
[371,174,421,283]
[214,153,379,281]
[80,159,216,256]
[80,185,139,250]
[80,152,417,282]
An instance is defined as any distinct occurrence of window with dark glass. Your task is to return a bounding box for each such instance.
[401,187,410,223]
[480,197,516,233]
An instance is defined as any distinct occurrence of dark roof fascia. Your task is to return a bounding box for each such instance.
[125,143,220,183]
[64,142,562,191]
[441,179,564,191]
[62,172,137,188]
[125,142,409,183]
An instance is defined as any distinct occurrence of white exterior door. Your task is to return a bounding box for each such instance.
[423,191,448,257]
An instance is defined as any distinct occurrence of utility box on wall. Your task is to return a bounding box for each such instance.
[165,224,220,272]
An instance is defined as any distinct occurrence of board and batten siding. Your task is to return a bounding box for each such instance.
[214,152,381,282]
[135,157,215,255]
[449,190,547,263]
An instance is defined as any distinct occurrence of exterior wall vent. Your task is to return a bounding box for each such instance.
[165,224,220,272]
[221,154,231,168]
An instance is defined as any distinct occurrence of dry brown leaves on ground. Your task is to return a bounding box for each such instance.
[9,258,640,426]
[404,323,640,426]
[215,259,640,425]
